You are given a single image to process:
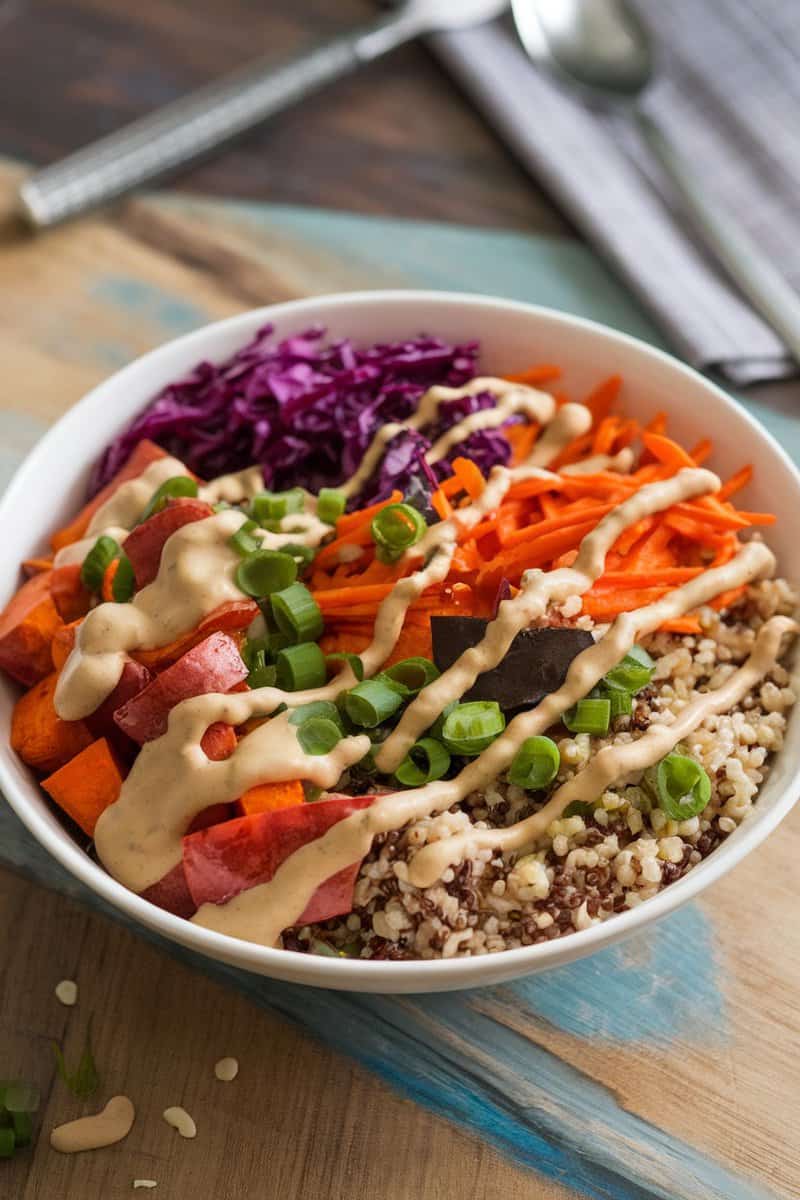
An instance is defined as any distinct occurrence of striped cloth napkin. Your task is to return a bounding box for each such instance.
[429,0,800,384]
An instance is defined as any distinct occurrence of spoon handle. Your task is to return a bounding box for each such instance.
[16,11,420,229]
[635,110,800,366]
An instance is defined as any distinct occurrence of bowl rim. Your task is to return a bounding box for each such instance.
[3,287,800,991]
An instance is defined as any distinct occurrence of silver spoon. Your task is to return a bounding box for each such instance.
[512,0,800,366]
[17,0,508,229]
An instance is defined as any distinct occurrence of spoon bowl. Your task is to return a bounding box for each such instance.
[512,0,651,100]
[511,0,800,364]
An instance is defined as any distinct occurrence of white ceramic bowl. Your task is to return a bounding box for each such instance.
[2,291,799,993]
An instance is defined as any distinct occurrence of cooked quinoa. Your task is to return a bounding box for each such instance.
[289,577,798,960]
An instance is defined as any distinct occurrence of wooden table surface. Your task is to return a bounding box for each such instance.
[0,3,797,1199]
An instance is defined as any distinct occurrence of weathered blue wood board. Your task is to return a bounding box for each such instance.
[1,184,798,1199]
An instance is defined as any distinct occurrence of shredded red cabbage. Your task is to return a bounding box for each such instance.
[90,325,515,504]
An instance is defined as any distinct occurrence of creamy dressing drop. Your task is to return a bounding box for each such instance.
[526,402,591,466]
[562,448,635,476]
[88,457,188,534]
[50,1095,135,1153]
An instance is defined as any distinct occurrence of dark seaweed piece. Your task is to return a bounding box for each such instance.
[430,617,594,712]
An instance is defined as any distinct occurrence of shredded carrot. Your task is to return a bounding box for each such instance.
[689,437,713,465]
[101,558,120,603]
[451,456,486,500]
[645,411,668,434]
[504,421,539,464]
[431,486,454,521]
[584,375,622,423]
[504,364,561,385]
[718,465,752,501]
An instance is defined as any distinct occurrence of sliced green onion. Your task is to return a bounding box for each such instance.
[236,550,297,599]
[563,697,611,736]
[281,543,316,572]
[289,700,344,730]
[0,1127,13,1158]
[250,488,305,525]
[344,678,404,728]
[270,582,323,643]
[297,716,342,756]
[442,701,506,756]
[380,657,440,697]
[139,475,198,523]
[2,1082,39,1113]
[605,685,633,719]
[241,636,268,671]
[11,1111,32,1147]
[275,642,327,691]
[80,535,122,591]
[245,648,277,689]
[604,644,655,694]
[317,488,346,525]
[266,630,292,655]
[111,553,135,603]
[325,652,365,681]
[652,753,711,820]
[370,502,427,563]
[52,1017,99,1100]
[429,700,457,741]
[508,736,560,791]
[228,519,261,558]
[394,737,451,786]
[563,800,595,819]
[310,937,360,957]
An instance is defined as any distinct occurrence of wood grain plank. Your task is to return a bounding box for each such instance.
[0,0,568,233]
[0,868,575,1200]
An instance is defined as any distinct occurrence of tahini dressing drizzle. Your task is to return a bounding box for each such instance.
[190,540,781,946]
[52,375,791,948]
